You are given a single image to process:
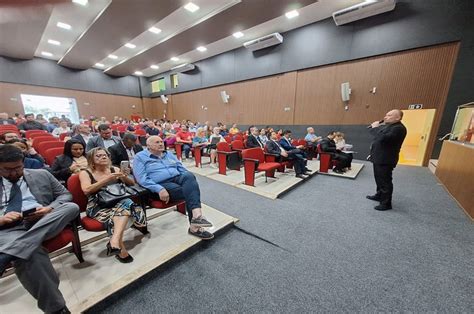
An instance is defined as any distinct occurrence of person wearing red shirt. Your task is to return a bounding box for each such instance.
[176,125,193,159]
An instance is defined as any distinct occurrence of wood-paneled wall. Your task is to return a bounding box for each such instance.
[0,82,145,120]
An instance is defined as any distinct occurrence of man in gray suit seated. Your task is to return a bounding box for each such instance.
[0,145,79,313]
[85,124,121,152]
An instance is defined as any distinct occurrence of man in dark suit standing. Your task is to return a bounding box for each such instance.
[367,109,407,211]
[108,133,143,167]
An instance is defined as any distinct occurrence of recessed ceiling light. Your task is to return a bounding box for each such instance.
[124,43,136,49]
[285,9,299,19]
[108,54,118,59]
[148,27,162,34]
[184,2,199,12]
[233,31,244,38]
[196,46,207,52]
[47,39,61,46]
[41,51,53,57]
[134,71,143,76]
[170,57,179,62]
[150,65,159,70]
[95,63,104,67]
[57,22,71,30]
[72,0,88,5]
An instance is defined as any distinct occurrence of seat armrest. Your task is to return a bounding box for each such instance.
[217,151,238,155]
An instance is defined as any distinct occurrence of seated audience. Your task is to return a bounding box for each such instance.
[305,127,322,147]
[209,127,225,166]
[188,122,197,133]
[52,120,71,138]
[162,123,177,147]
[258,128,269,145]
[72,123,94,148]
[49,139,88,184]
[35,114,48,125]
[144,121,160,136]
[79,148,147,263]
[229,124,239,135]
[219,124,229,137]
[0,145,79,313]
[279,130,306,156]
[0,112,15,125]
[320,131,352,174]
[266,131,310,179]
[334,132,353,170]
[108,133,143,168]
[276,129,283,140]
[18,113,47,133]
[46,117,60,133]
[176,125,193,159]
[86,124,121,152]
[246,127,264,148]
[7,139,45,168]
[134,136,214,240]
[0,131,19,144]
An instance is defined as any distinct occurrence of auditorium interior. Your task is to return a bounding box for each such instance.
[0,0,473,313]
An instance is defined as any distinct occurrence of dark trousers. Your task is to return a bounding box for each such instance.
[154,171,201,222]
[182,144,191,158]
[373,163,395,206]
[333,152,351,170]
[287,152,307,175]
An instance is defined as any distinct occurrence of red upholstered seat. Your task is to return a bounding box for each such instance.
[81,216,106,231]
[43,228,74,252]
[317,144,338,173]
[43,147,65,166]
[241,148,280,186]
[150,199,186,215]
[36,141,64,157]
[134,129,146,136]
[257,162,280,171]
[216,142,240,175]
[25,130,48,139]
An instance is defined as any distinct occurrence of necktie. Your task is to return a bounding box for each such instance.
[6,181,22,213]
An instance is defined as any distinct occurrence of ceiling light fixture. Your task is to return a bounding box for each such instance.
[47,39,61,46]
[233,31,244,38]
[124,43,136,49]
[72,0,88,5]
[134,71,143,76]
[57,22,71,30]
[285,9,299,19]
[150,65,159,69]
[196,46,207,52]
[108,54,118,59]
[148,27,162,34]
[170,57,179,62]
[184,2,200,12]
[95,63,105,67]
[41,51,53,57]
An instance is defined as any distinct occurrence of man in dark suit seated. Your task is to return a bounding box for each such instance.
[0,145,79,313]
[266,131,310,179]
[108,133,143,167]
[246,127,264,149]
[367,109,407,211]
[71,124,95,148]
[85,124,121,152]
[279,130,307,158]
[320,131,351,174]
[18,113,47,134]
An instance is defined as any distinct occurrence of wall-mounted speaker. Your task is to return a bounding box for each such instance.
[220,91,230,104]
[341,82,351,102]
[160,95,168,104]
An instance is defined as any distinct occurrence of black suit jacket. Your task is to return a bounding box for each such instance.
[320,137,338,154]
[109,142,143,166]
[246,135,263,148]
[369,122,407,165]
[265,140,283,156]
[49,155,74,182]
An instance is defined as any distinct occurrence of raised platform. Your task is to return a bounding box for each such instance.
[0,205,237,313]
[317,162,364,179]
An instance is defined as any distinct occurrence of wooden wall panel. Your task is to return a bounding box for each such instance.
[294,42,459,126]
[169,72,297,125]
[142,97,166,120]
[0,82,144,120]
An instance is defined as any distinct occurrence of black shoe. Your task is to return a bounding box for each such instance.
[106,242,121,256]
[366,195,381,202]
[51,306,71,314]
[304,168,313,173]
[188,228,214,240]
[115,254,134,263]
[333,168,344,174]
[374,204,392,211]
[131,224,149,235]
[190,216,213,228]
[296,174,307,179]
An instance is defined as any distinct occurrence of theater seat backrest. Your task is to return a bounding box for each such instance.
[242,147,264,163]
[217,142,231,152]
[67,174,88,212]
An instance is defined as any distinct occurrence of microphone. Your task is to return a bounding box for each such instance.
[367,120,384,129]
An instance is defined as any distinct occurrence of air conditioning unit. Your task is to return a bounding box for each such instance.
[160,95,168,104]
[332,0,396,26]
[243,33,283,52]
[170,63,195,73]
[341,82,351,102]
[220,91,230,104]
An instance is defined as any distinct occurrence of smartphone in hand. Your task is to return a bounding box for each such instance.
[120,160,130,173]
[22,207,37,217]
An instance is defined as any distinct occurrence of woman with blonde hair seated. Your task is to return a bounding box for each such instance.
[79,147,147,263]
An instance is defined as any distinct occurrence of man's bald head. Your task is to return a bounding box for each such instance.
[146,135,162,146]
[384,109,403,124]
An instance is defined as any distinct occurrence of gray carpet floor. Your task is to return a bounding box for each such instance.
[88,160,473,313]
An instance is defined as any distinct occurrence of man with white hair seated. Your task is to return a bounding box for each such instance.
[133,136,214,240]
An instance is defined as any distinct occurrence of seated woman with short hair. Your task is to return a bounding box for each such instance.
[49,139,88,185]
[78,147,147,263]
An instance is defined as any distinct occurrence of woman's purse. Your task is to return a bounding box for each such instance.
[96,183,149,208]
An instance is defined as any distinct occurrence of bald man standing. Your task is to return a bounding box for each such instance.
[367,109,407,211]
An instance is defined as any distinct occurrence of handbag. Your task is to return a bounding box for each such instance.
[96,182,133,208]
